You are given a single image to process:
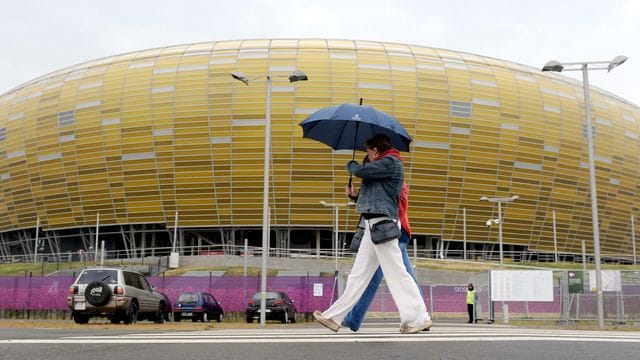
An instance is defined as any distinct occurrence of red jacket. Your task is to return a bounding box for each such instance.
[376,149,411,236]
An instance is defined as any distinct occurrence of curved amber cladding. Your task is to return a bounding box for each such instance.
[0,39,639,257]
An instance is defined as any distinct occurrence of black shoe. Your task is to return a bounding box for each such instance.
[341,320,358,332]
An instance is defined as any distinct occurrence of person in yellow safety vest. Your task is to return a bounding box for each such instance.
[466,283,478,323]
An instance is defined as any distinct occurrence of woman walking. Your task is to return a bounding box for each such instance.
[313,134,432,334]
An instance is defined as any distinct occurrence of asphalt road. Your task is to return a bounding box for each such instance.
[1,321,639,360]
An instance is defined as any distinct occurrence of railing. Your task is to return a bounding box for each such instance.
[1,243,636,267]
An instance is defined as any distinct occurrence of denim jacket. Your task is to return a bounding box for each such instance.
[346,155,404,219]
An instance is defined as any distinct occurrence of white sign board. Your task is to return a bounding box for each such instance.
[588,270,621,292]
[490,270,554,301]
[313,283,323,297]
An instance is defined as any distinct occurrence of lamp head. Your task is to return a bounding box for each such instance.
[479,196,489,202]
[319,200,328,207]
[542,60,564,72]
[231,71,249,86]
[510,195,519,201]
[608,55,628,72]
[288,71,308,83]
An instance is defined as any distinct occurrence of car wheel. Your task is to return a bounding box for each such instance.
[290,310,297,323]
[281,310,288,324]
[246,315,253,323]
[73,313,89,324]
[174,314,181,322]
[216,312,223,323]
[154,303,165,324]
[84,281,112,307]
[192,317,198,322]
[123,301,138,325]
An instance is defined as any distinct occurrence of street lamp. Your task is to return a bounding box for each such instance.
[319,200,356,273]
[481,195,518,324]
[480,195,518,268]
[231,69,308,327]
[542,55,627,329]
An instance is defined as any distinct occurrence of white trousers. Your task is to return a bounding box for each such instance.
[322,219,430,328]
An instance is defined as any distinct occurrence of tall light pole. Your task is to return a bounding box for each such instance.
[482,195,518,324]
[553,209,558,263]
[480,195,519,268]
[542,55,627,329]
[231,70,308,327]
[320,200,356,273]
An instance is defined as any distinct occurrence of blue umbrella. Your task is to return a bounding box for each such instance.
[299,103,412,153]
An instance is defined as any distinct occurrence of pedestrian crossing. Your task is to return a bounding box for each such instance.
[3,322,640,344]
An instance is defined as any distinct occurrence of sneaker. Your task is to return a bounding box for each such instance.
[341,320,358,332]
[400,319,433,334]
[313,310,340,332]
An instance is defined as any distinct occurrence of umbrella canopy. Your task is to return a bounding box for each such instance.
[299,103,412,152]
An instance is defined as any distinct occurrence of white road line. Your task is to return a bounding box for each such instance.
[4,337,640,344]
[2,325,640,344]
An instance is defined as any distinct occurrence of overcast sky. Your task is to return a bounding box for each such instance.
[1,0,638,106]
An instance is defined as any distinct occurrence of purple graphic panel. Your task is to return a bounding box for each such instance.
[0,276,337,312]
[148,276,336,312]
[4,276,636,316]
[0,276,75,310]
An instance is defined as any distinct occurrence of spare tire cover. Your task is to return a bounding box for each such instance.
[85,281,112,306]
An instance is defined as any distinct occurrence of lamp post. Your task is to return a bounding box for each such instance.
[542,55,627,329]
[231,70,308,327]
[482,195,518,325]
[320,200,356,273]
[480,195,519,268]
[32,217,40,263]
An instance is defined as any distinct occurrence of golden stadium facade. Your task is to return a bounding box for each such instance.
[0,39,639,260]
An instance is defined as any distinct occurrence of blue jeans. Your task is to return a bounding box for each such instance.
[342,229,421,331]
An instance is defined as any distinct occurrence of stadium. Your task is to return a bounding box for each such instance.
[0,38,639,262]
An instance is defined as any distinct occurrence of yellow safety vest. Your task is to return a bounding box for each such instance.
[466,289,476,304]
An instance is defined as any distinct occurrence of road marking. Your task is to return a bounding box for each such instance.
[2,324,640,344]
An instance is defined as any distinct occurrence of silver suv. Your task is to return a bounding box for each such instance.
[66,267,167,324]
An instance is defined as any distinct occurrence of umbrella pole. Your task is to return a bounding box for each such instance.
[348,98,364,187]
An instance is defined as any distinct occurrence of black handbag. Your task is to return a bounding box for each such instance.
[370,219,400,245]
[349,229,364,252]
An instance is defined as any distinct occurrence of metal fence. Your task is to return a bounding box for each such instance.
[2,270,640,324]
[2,244,637,266]
[338,270,640,324]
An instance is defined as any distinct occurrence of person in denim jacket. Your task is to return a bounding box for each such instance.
[313,134,432,334]
[342,186,424,331]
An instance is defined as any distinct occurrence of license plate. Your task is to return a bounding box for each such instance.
[259,309,271,313]
[181,312,193,317]
[75,302,86,310]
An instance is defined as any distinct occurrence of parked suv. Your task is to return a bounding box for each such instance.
[66,267,167,324]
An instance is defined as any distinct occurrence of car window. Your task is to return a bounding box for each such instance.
[124,272,139,288]
[77,270,118,284]
[252,292,281,300]
[178,293,200,303]
[136,274,150,291]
